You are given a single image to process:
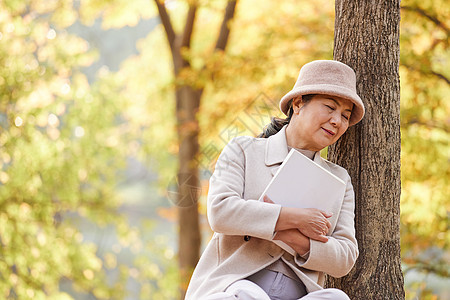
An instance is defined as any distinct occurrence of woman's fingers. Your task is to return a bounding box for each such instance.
[298,227,329,242]
[263,195,274,204]
[298,212,332,241]
[300,226,329,242]
[313,234,329,243]
[275,207,333,234]
[307,208,333,231]
[320,210,333,218]
[319,210,333,229]
[273,229,312,254]
[301,228,327,240]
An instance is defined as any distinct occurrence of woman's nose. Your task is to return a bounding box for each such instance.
[330,112,342,127]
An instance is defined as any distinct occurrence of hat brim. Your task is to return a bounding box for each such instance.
[279,84,365,126]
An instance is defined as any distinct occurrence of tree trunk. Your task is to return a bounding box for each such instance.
[154,1,238,298]
[327,1,405,299]
[176,85,202,299]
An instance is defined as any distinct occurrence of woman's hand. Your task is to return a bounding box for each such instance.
[293,207,331,242]
[274,229,310,256]
[264,195,332,243]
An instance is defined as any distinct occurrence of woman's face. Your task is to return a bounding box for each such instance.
[286,95,353,151]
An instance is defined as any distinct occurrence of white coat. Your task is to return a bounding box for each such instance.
[185,125,359,299]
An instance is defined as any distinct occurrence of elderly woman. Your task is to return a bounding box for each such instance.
[185,60,365,300]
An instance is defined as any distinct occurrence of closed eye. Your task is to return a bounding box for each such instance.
[342,114,350,120]
[325,105,335,110]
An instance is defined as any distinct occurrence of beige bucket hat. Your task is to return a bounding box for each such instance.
[279,60,365,126]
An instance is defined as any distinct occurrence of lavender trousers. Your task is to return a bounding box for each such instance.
[204,270,350,300]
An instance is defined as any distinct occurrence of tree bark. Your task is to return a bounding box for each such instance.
[327,1,405,299]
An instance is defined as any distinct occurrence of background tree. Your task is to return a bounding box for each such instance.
[326,1,405,299]
[151,0,238,296]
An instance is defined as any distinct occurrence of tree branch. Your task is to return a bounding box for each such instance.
[403,63,450,85]
[404,119,449,132]
[401,5,450,35]
[154,0,176,50]
[431,70,450,85]
[215,0,238,51]
[180,4,197,49]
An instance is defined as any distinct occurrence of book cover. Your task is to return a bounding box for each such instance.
[259,148,346,255]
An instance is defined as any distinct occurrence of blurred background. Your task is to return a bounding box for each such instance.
[0,0,448,299]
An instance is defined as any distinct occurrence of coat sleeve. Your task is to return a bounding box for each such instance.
[294,173,359,278]
[207,137,282,241]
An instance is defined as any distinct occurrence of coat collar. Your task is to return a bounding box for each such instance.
[265,125,289,166]
[265,125,332,173]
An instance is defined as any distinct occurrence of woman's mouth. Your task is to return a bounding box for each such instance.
[322,128,335,136]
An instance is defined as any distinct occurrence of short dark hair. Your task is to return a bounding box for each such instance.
[257,94,315,138]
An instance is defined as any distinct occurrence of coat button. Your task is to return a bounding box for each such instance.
[244,235,251,241]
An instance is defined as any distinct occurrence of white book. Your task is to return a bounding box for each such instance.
[259,148,346,255]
